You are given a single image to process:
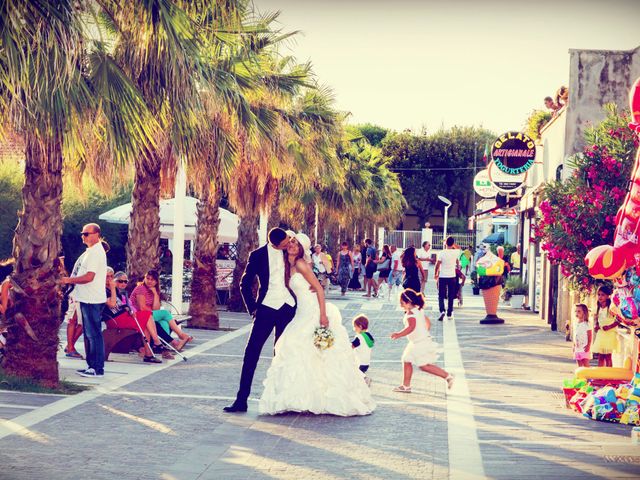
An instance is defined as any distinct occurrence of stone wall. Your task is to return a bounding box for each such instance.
[565,45,640,160]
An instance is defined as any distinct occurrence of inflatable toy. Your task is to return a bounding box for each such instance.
[586,77,640,279]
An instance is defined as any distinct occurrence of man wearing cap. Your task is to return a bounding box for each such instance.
[224,227,297,413]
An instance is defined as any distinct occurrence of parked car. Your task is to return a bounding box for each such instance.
[481,232,505,245]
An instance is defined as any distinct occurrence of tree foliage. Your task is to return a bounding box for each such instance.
[355,123,389,146]
[381,126,495,225]
[534,104,639,293]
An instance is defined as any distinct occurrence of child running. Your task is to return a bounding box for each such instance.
[573,303,592,367]
[351,314,375,386]
[391,288,454,393]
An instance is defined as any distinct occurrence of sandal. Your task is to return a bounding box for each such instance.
[393,385,412,393]
[65,351,83,359]
[446,375,455,390]
[176,337,189,352]
[143,355,162,364]
[161,350,174,360]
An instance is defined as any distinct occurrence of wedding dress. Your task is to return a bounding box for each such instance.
[259,272,375,416]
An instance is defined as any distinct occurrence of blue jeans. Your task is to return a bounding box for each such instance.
[390,270,403,287]
[81,303,105,374]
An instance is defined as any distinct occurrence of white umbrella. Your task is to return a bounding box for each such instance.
[98,196,239,243]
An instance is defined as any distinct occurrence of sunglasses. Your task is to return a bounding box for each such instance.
[80,231,97,237]
[116,279,129,284]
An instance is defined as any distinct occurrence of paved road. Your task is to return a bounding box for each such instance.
[0,283,638,479]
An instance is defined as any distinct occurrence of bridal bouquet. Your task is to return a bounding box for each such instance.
[313,326,334,350]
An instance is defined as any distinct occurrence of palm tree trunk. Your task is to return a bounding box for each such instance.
[267,185,282,230]
[188,184,221,329]
[4,134,63,387]
[228,213,259,312]
[126,159,161,287]
[304,203,316,241]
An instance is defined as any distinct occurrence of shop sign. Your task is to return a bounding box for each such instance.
[473,169,498,198]
[488,161,527,193]
[491,131,536,175]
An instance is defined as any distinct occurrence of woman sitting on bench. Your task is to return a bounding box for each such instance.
[130,270,192,352]
[103,270,163,363]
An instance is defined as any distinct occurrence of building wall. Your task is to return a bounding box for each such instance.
[565,45,640,161]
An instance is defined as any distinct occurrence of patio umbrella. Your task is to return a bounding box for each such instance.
[98,196,239,243]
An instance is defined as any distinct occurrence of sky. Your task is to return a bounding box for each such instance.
[253,0,640,135]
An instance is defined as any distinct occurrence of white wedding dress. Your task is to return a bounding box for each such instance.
[259,272,376,416]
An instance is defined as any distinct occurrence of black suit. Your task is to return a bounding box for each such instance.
[235,244,296,404]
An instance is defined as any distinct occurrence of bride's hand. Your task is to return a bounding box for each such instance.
[319,313,329,328]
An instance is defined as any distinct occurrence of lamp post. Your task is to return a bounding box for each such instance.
[438,195,452,246]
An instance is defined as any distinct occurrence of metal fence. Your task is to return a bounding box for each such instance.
[384,230,424,249]
[431,232,475,250]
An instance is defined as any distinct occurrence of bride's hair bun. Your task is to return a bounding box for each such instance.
[400,289,425,309]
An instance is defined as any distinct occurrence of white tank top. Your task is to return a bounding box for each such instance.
[404,308,430,343]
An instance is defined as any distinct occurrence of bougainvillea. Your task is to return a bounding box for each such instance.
[533,104,640,293]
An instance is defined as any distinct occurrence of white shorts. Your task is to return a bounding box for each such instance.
[64,299,82,325]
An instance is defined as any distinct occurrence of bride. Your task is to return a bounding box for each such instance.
[259,233,375,416]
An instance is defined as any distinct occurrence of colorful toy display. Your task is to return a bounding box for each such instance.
[565,373,640,426]
[585,77,640,280]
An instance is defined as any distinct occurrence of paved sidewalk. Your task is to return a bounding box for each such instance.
[0,283,638,479]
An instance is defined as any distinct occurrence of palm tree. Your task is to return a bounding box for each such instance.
[0,1,158,385]
[226,81,343,312]
[187,10,302,328]
[98,0,212,287]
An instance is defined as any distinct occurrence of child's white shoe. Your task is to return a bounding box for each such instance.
[393,385,411,393]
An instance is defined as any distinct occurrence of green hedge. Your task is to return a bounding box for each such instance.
[0,163,23,260]
[0,162,131,271]
[61,188,131,273]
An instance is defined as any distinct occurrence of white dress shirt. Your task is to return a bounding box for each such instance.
[262,244,296,309]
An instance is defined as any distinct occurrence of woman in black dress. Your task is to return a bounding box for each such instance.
[401,246,425,292]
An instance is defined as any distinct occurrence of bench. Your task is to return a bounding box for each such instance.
[83,328,144,361]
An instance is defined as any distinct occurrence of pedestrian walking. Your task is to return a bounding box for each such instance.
[434,236,460,322]
[401,246,424,293]
[374,244,392,298]
[363,239,378,298]
[348,245,363,290]
[336,242,354,296]
[389,245,404,300]
[390,289,454,393]
[416,241,432,295]
[62,223,108,378]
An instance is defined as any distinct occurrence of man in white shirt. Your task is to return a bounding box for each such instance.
[434,236,461,322]
[416,241,432,295]
[62,223,107,377]
[225,228,296,413]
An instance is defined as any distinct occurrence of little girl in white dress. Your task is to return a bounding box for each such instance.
[390,288,454,393]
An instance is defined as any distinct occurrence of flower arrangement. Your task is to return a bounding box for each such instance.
[533,104,639,293]
[313,326,334,350]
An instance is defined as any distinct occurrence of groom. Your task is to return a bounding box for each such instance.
[224,227,297,413]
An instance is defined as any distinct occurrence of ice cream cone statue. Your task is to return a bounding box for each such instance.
[586,77,640,280]
[476,247,506,324]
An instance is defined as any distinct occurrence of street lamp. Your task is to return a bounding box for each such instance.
[438,195,452,246]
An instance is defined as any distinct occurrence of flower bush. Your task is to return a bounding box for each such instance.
[533,104,639,293]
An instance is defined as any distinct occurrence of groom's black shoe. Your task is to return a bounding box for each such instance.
[223,401,248,413]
